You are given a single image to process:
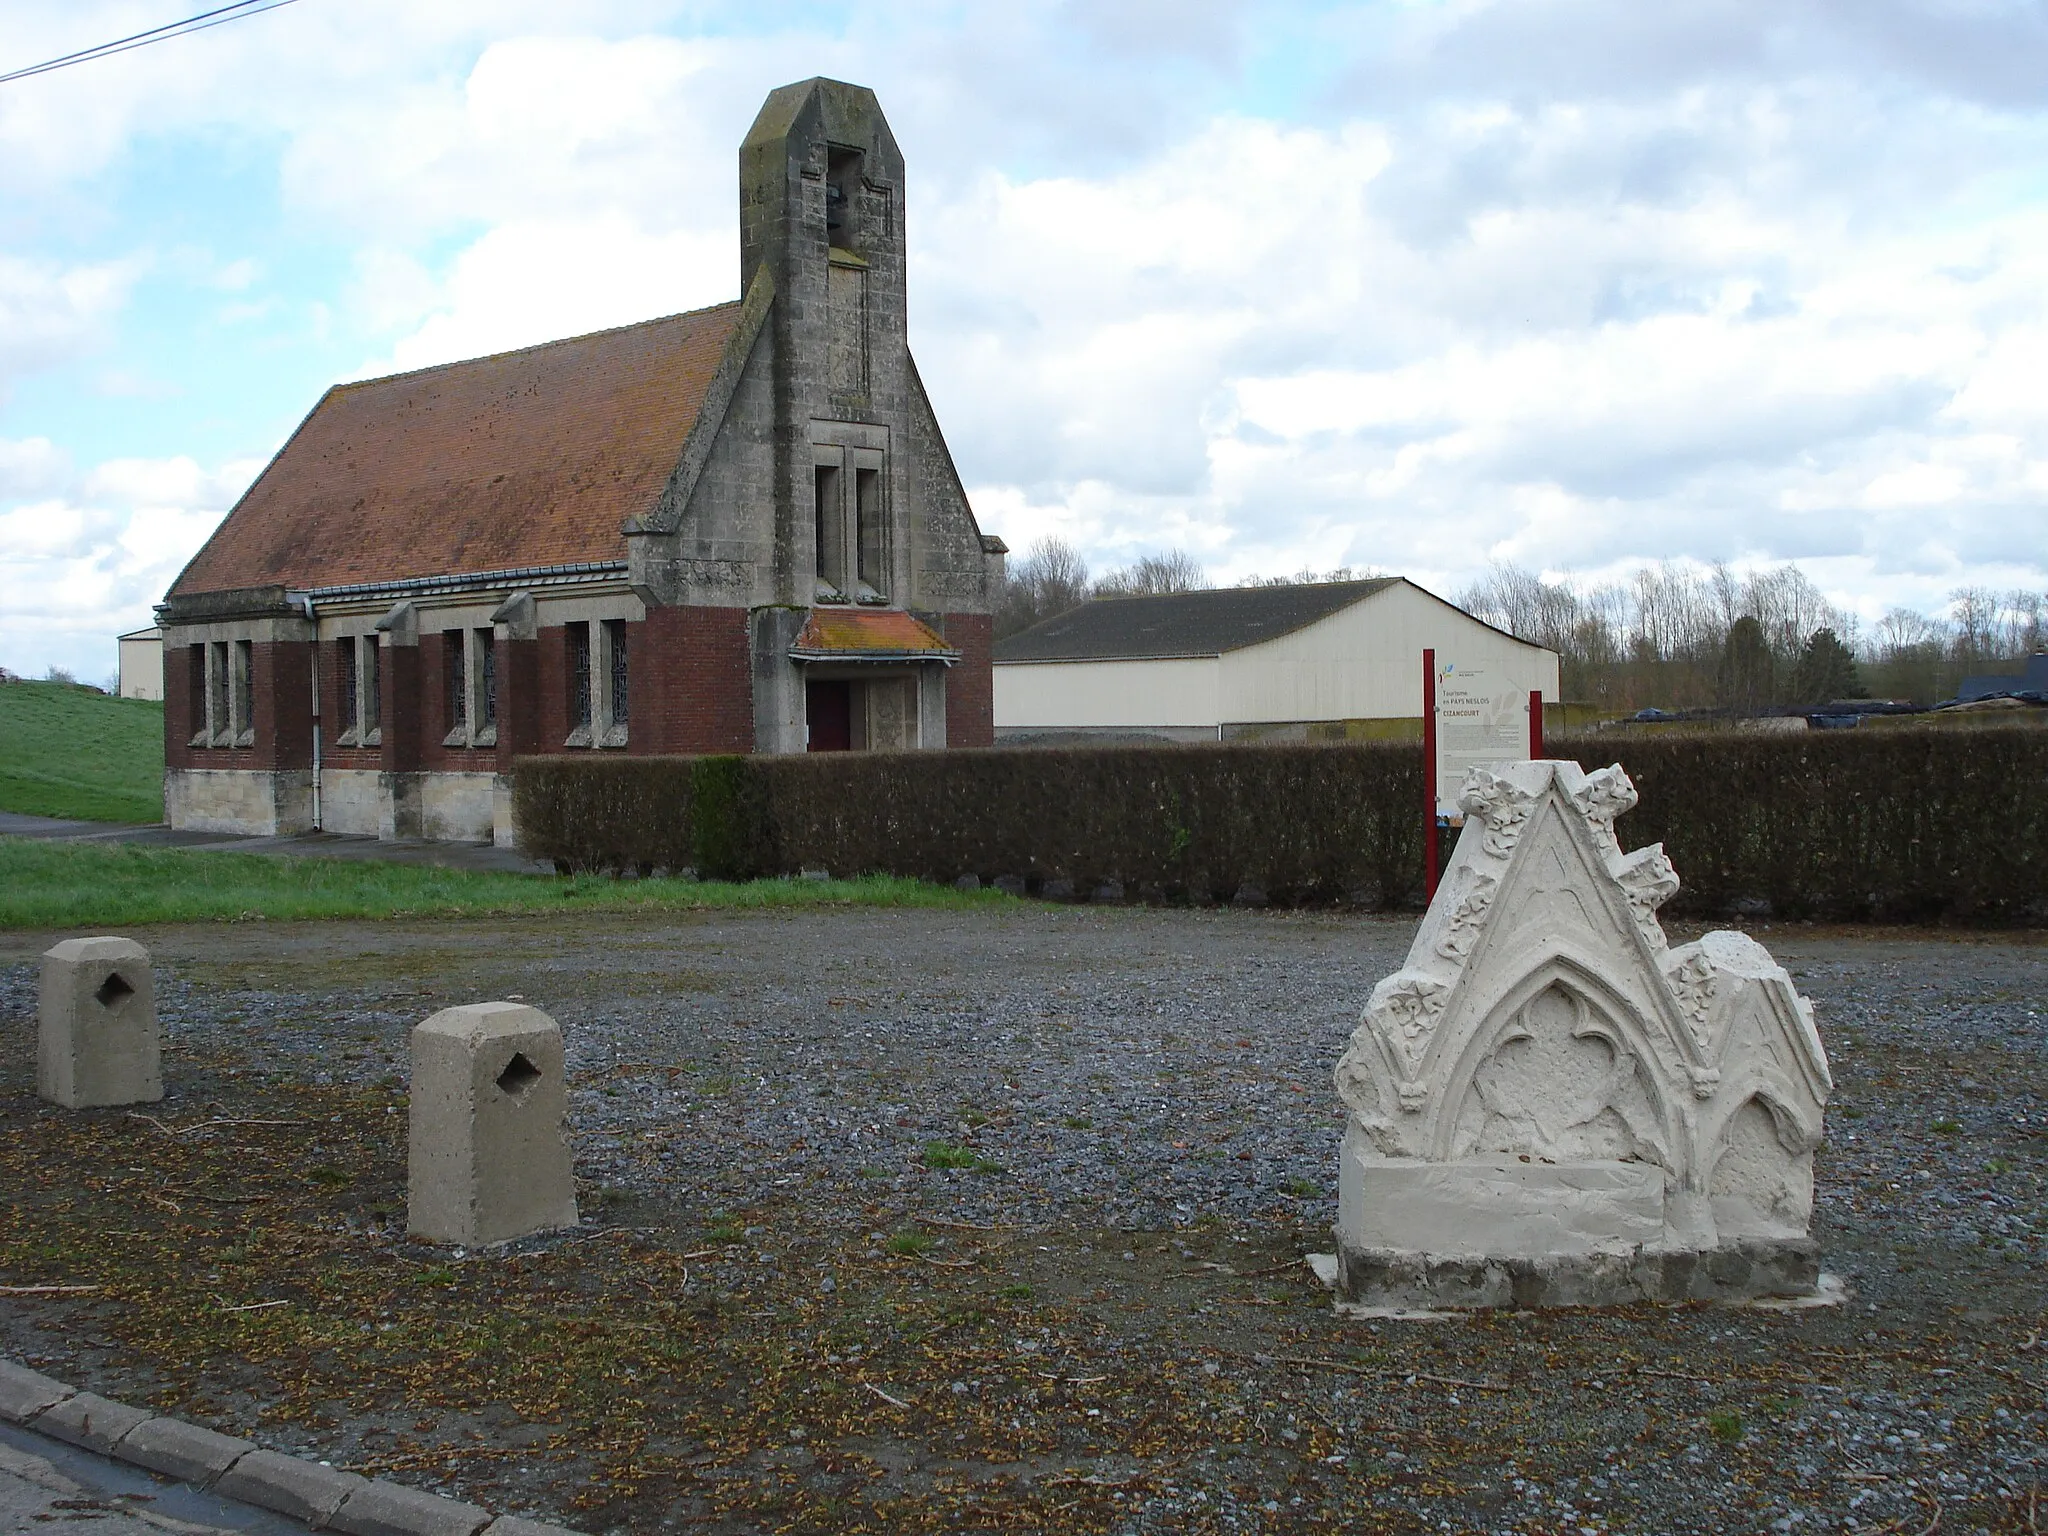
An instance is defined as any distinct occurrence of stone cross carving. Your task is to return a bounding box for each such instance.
[1332,760,1832,1308]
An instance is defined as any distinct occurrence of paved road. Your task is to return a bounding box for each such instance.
[0,1423,307,1534]
[0,811,547,875]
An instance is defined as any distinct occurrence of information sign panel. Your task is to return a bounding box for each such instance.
[1432,658,1535,818]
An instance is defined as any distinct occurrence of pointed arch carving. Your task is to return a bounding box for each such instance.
[1428,953,1687,1167]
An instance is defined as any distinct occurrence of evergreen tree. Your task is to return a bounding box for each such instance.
[1717,616,1776,715]
[1791,627,1864,706]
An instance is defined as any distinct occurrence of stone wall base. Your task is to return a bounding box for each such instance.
[1334,1237,1821,1309]
[421,771,495,843]
[165,769,313,837]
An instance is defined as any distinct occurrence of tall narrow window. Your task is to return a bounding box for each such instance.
[826,146,862,249]
[855,466,884,595]
[188,645,208,747]
[362,638,381,742]
[208,642,229,744]
[444,629,467,743]
[569,622,592,738]
[606,619,628,728]
[337,638,359,742]
[232,640,253,743]
[813,464,843,597]
[477,629,497,731]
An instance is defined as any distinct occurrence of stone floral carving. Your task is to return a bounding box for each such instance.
[1458,770,1536,857]
[1616,845,1681,951]
[1368,975,1448,1070]
[1330,759,1832,1309]
[1664,947,1717,1050]
[1432,871,1499,962]
[1567,764,1638,854]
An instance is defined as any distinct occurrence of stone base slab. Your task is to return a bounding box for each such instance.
[1334,1235,1822,1309]
[1338,1153,1667,1259]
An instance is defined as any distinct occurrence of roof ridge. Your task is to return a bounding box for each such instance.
[333,300,746,395]
[992,576,1408,663]
[1095,577,1396,603]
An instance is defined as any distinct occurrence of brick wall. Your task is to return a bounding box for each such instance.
[251,641,312,770]
[163,643,199,769]
[380,644,422,774]
[942,612,994,749]
[633,606,755,754]
[536,625,572,752]
[494,636,541,773]
[162,639,313,771]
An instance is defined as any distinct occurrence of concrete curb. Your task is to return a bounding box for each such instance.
[0,1358,582,1536]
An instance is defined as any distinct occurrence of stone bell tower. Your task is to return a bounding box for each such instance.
[740,79,912,611]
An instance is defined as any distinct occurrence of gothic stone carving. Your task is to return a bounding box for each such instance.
[1332,759,1832,1307]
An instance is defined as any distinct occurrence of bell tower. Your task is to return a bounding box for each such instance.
[739,80,910,609]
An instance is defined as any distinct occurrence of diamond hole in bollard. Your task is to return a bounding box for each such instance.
[495,1052,542,1098]
[94,972,135,1009]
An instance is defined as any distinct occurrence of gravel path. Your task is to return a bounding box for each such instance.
[1,907,2044,1534]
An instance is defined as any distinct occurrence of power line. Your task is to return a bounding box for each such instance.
[0,0,303,87]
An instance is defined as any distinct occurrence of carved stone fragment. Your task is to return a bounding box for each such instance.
[1331,760,1832,1307]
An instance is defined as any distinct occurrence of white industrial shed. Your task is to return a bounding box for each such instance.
[117,626,163,702]
[993,577,1560,743]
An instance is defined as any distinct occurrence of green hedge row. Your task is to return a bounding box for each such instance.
[511,726,2048,923]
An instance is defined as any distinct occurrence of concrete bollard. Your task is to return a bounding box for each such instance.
[408,1002,578,1246]
[38,937,161,1109]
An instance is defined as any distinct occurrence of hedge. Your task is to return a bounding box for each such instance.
[511,726,2048,924]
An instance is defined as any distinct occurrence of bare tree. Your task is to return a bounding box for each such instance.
[1871,606,1941,660]
[1095,549,1209,598]
[1947,586,2003,665]
[995,537,1093,638]
[1236,564,1377,589]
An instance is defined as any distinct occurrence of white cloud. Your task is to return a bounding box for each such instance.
[0,436,67,498]
[0,253,140,402]
[0,453,258,680]
[360,217,732,377]
[5,0,2048,665]
[909,74,2048,601]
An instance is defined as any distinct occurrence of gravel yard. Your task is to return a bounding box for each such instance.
[1,905,2043,1534]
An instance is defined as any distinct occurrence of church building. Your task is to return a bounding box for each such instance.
[157,78,1005,844]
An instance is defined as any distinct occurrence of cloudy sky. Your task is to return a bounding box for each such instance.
[3,0,2046,680]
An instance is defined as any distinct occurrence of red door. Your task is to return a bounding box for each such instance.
[806,680,852,751]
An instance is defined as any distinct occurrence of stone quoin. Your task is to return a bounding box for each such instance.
[1332,759,1833,1308]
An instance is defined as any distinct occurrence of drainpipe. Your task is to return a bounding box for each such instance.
[296,593,321,831]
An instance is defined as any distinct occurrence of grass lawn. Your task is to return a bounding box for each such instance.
[0,680,164,823]
[0,838,1007,928]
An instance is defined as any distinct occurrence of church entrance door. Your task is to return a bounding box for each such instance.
[806,680,853,751]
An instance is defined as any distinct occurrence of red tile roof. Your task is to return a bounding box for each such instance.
[169,303,743,597]
[791,609,959,658]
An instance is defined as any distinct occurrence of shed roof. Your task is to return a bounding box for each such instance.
[168,303,743,598]
[993,578,1405,662]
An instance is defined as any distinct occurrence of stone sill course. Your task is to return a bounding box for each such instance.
[0,1357,579,1536]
